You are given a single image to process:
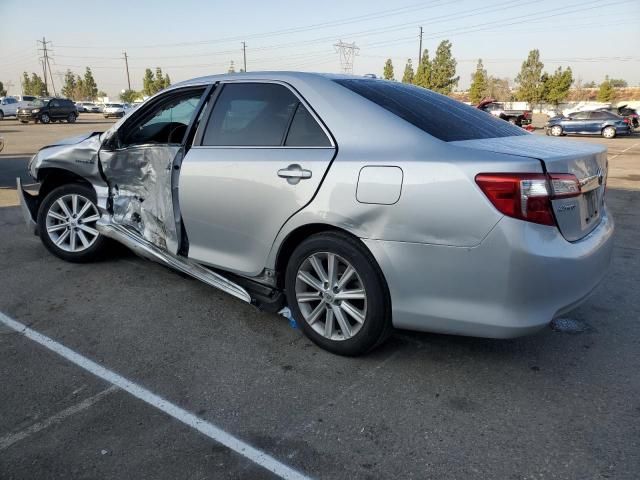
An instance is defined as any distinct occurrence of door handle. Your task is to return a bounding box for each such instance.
[277,164,312,185]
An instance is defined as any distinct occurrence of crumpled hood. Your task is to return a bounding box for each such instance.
[39,132,102,150]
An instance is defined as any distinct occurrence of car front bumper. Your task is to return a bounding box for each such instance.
[364,209,614,338]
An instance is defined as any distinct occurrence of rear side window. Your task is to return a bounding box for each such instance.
[333,79,526,142]
[203,83,298,146]
[285,103,331,147]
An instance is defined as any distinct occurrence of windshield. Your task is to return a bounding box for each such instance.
[334,79,526,142]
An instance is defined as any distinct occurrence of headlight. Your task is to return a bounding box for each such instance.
[32,109,40,113]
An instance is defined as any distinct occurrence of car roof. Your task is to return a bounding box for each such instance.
[171,71,360,89]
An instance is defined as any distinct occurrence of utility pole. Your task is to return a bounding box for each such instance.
[37,37,56,96]
[241,42,247,72]
[123,51,131,90]
[418,26,423,64]
[334,40,359,74]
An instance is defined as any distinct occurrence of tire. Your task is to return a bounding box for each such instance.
[0,110,4,120]
[602,126,616,139]
[67,112,77,123]
[20,120,28,124]
[285,231,392,356]
[37,183,107,263]
[40,113,50,124]
[550,125,563,136]
[508,117,518,125]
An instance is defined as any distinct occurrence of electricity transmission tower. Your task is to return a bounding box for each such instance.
[334,40,359,74]
[37,37,56,96]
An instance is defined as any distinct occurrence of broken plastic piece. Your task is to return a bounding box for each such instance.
[278,306,298,329]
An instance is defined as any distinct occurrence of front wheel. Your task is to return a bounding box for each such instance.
[285,232,392,356]
[39,113,50,124]
[0,110,4,120]
[550,125,563,136]
[37,184,107,263]
[602,126,616,139]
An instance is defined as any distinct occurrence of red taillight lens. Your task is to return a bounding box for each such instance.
[623,118,630,124]
[475,173,580,226]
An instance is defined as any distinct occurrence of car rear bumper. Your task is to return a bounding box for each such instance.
[364,209,614,338]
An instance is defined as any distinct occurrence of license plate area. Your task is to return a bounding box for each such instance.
[584,189,600,224]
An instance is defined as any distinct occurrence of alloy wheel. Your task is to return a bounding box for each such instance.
[295,252,367,341]
[45,193,101,253]
[551,125,562,136]
[40,113,50,124]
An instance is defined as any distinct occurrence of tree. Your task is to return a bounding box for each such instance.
[383,58,394,80]
[584,81,596,88]
[487,77,512,101]
[401,59,414,84]
[542,66,573,106]
[22,72,47,96]
[515,49,544,106]
[414,49,432,89]
[597,76,615,103]
[61,70,76,99]
[430,40,459,94]
[97,90,107,98]
[609,78,627,88]
[468,59,488,104]
[163,74,171,89]
[83,67,98,100]
[0,81,6,97]
[142,68,155,96]
[119,89,139,103]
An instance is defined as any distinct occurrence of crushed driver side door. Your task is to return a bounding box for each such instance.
[98,86,208,253]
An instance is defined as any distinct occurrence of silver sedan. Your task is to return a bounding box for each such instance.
[18,72,614,355]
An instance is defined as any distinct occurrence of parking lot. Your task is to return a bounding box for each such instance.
[1,116,639,479]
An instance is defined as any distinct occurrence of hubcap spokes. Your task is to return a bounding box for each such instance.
[295,252,367,341]
[45,194,100,253]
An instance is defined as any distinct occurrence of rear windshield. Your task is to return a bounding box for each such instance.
[334,79,527,142]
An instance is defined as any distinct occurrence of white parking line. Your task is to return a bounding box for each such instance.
[609,142,638,160]
[0,312,311,480]
[0,385,118,451]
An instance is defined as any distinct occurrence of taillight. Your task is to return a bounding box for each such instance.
[475,173,580,226]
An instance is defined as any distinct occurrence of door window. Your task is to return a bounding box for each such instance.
[202,83,299,146]
[120,89,204,147]
[284,103,331,146]
[51,100,60,107]
[570,111,590,120]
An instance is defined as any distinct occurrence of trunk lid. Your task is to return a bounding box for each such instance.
[451,135,607,241]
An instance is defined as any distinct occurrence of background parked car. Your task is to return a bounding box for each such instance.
[103,103,131,118]
[0,96,20,119]
[476,98,532,126]
[17,98,78,124]
[78,102,100,113]
[546,110,631,138]
[597,105,639,128]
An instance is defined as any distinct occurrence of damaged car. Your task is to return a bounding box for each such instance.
[18,73,614,356]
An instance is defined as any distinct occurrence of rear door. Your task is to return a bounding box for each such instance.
[585,111,610,133]
[179,81,336,276]
[99,86,208,254]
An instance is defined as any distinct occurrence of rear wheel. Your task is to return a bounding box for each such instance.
[0,110,4,120]
[550,125,563,136]
[40,113,50,124]
[602,126,616,139]
[285,232,392,356]
[67,112,77,123]
[37,184,107,263]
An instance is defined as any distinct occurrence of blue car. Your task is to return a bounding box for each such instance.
[546,110,631,139]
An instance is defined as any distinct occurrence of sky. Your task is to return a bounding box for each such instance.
[1,0,639,98]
